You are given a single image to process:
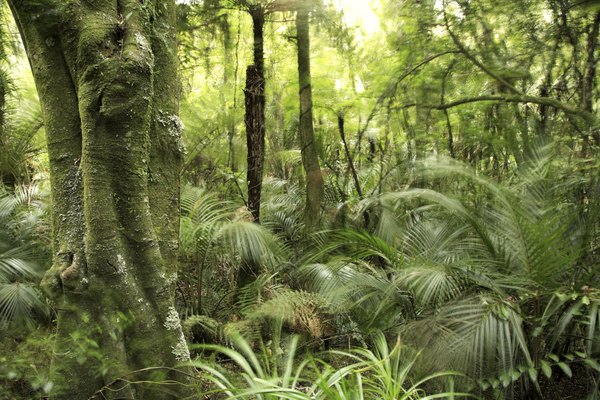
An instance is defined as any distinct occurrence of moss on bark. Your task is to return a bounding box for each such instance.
[8,1,190,398]
[296,6,323,230]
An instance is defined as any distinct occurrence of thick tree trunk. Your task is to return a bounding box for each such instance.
[245,7,266,224]
[296,7,323,230]
[9,1,189,399]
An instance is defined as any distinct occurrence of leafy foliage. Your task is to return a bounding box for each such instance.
[191,330,471,399]
[0,183,49,330]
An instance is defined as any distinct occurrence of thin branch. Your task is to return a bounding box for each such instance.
[443,6,523,96]
[358,50,461,136]
[399,95,596,124]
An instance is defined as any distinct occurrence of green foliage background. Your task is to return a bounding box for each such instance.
[2,0,600,398]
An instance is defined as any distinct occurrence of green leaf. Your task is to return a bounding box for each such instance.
[527,367,538,382]
[582,295,590,305]
[511,369,521,381]
[557,362,572,378]
[500,373,511,387]
[583,358,600,372]
[532,326,543,337]
[540,360,552,378]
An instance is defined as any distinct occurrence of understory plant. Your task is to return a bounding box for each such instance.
[179,145,600,399]
[293,146,600,398]
[190,330,474,399]
[0,182,49,329]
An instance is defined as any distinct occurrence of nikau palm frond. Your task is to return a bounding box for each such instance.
[0,282,48,329]
[0,184,49,329]
[294,149,599,396]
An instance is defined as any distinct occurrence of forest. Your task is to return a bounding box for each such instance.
[1,0,600,399]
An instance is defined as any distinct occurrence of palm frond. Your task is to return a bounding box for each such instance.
[302,229,399,267]
[0,246,41,281]
[403,295,532,381]
[215,221,287,271]
[299,259,413,333]
[0,282,48,329]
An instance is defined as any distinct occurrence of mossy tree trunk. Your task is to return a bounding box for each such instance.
[296,5,323,230]
[8,1,190,399]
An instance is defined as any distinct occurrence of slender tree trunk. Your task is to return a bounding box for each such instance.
[338,113,362,199]
[245,6,266,224]
[9,1,190,399]
[0,74,5,154]
[240,63,265,289]
[0,83,9,187]
[584,12,600,143]
[296,7,323,230]
[0,5,5,155]
[441,64,456,159]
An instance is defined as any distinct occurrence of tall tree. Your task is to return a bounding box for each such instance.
[8,1,189,398]
[226,0,268,224]
[0,5,8,186]
[296,3,323,230]
[236,0,297,223]
[244,3,266,223]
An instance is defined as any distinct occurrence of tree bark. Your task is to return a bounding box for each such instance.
[583,12,600,112]
[338,113,362,199]
[240,63,265,288]
[296,6,323,230]
[8,1,190,399]
[0,72,5,157]
[245,7,266,224]
[0,39,7,185]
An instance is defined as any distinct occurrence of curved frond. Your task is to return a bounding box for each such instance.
[216,221,287,270]
[404,295,532,380]
[0,282,48,329]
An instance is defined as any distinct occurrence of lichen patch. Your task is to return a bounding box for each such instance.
[163,306,181,331]
[116,254,126,274]
[171,332,190,361]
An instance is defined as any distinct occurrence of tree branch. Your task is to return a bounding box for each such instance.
[443,6,523,96]
[399,95,596,124]
[357,50,461,136]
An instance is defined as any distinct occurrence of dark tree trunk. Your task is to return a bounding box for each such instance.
[245,7,266,224]
[239,63,265,289]
[584,12,600,144]
[0,74,5,155]
[338,114,362,199]
[296,6,323,230]
[8,1,190,398]
[0,67,7,186]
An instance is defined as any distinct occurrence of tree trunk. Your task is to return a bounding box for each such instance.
[0,72,5,156]
[0,55,6,185]
[8,1,190,399]
[296,6,323,230]
[338,113,362,199]
[245,6,266,224]
[584,12,600,143]
[240,64,265,289]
